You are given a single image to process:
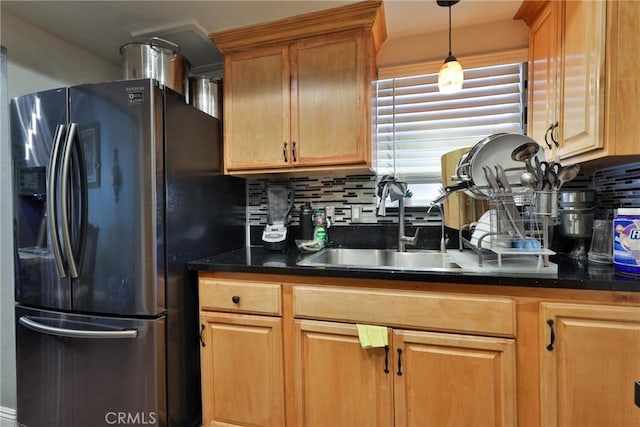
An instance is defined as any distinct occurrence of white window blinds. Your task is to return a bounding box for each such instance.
[376,62,526,182]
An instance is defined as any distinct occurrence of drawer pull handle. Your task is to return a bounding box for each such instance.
[384,345,389,374]
[231,295,240,304]
[397,348,403,376]
[292,141,297,162]
[546,319,555,351]
[199,324,206,347]
[283,142,288,162]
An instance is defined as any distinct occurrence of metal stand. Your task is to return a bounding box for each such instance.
[459,190,557,267]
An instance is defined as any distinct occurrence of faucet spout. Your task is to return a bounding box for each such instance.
[398,196,419,252]
[377,176,417,252]
[427,202,447,253]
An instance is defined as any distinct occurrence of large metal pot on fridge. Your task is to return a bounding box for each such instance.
[120,37,190,95]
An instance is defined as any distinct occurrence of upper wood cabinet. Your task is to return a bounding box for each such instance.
[539,302,640,427]
[515,0,640,167]
[558,0,606,160]
[520,0,560,159]
[210,1,386,176]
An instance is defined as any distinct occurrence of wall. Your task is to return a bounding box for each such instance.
[1,12,120,98]
[377,18,529,68]
[0,11,119,424]
[0,45,16,427]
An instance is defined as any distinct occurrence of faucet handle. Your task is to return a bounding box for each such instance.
[401,227,420,247]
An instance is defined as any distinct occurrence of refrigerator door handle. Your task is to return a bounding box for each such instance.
[19,316,139,339]
[60,123,79,278]
[47,124,67,278]
[71,122,89,275]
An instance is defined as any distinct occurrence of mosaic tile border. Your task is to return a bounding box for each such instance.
[247,175,444,227]
[593,161,640,217]
[246,161,640,226]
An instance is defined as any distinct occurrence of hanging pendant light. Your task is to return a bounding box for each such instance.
[437,0,463,93]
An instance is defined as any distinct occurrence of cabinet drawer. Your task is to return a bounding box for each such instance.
[200,279,282,315]
[293,286,516,337]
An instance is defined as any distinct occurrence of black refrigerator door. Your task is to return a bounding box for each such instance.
[10,88,72,311]
[15,305,166,427]
[68,79,165,316]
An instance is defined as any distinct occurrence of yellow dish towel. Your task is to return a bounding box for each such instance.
[356,324,388,349]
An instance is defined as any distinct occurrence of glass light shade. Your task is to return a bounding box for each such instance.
[438,59,464,93]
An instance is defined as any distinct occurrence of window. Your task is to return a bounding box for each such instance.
[376,55,527,206]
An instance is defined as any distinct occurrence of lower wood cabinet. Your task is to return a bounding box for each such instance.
[197,273,640,426]
[200,312,285,427]
[293,319,516,427]
[394,329,516,427]
[198,278,285,427]
[293,320,394,426]
[540,302,640,427]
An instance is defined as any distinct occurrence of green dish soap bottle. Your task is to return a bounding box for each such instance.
[313,210,329,246]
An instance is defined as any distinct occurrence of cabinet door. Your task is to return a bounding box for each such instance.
[540,302,640,427]
[293,319,393,427]
[607,0,640,157]
[393,330,517,427]
[224,46,291,171]
[558,0,606,158]
[200,312,285,427]
[528,0,559,157]
[290,31,370,167]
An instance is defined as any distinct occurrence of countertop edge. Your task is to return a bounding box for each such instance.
[188,247,640,293]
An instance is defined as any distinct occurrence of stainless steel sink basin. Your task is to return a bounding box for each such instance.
[297,248,461,272]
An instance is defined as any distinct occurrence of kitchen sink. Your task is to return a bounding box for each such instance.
[296,248,461,272]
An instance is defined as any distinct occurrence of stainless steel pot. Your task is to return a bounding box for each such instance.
[188,77,222,118]
[120,37,190,95]
[558,190,596,238]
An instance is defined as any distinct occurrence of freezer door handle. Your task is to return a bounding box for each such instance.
[19,316,138,339]
[48,124,67,277]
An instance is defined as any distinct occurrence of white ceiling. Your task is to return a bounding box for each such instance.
[1,0,523,71]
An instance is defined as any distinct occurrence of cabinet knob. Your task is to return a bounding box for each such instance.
[231,295,240,304]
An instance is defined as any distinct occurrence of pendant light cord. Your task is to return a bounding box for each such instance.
[448,5,452,57]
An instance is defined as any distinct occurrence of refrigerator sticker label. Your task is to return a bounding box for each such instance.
[126,86,145,104]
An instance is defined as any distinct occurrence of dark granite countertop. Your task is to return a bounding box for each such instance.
[188,246,640,293]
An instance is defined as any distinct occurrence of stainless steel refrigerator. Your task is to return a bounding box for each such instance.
[10,79,245,427]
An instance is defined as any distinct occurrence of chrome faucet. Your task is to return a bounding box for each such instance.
[426,202,447,253]
[377,176,419,252]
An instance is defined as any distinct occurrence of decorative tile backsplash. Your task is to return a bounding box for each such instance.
[592,161,640,216]
[246,161,640,226]
[248,175,378,225]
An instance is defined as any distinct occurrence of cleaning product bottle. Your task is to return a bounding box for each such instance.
[313,210,328,246]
